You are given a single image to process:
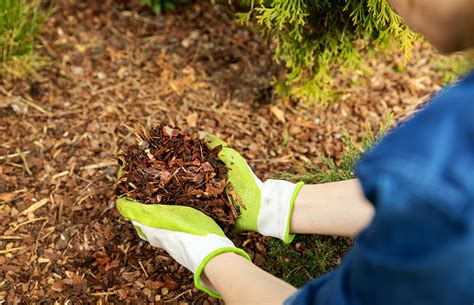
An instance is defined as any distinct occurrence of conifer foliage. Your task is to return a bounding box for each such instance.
[238,0,417,103]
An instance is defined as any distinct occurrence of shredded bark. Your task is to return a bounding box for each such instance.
[115,125,239,233]
[0,0,445,303]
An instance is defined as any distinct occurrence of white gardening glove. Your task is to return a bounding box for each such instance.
[116,198,251,298]
[205,135,304,244]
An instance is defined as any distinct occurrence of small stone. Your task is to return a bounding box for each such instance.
[161,287,169,296]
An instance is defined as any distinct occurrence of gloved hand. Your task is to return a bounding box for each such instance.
[204,135,304,244]
[116,198,251,298]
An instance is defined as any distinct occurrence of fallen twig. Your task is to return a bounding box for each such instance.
[12,217,48,232]
[81,160,117,170]
[90,291,116,296]
[0,150,30,161]
[0,235,25,240]
[20,198,50,216]
[138,260,149,278]
[0,246,26,255]
[164,289,193,303]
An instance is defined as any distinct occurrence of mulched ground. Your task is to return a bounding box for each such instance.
[0,0,453,303]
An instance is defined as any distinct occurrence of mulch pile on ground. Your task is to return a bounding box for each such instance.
[0,0,447,303]
[115,125,238,232]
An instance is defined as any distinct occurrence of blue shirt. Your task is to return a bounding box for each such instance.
[286,70,474,305]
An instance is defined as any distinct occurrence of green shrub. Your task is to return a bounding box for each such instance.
[238,1,417,103]
[0,0,49,78]
[263,115,394,287]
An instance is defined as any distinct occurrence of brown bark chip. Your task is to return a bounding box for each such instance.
[115,125,239,232]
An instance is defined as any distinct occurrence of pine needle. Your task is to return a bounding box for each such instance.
[16,148,32,176]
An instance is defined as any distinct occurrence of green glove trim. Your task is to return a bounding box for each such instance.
[205,134,260,233]
[133,225,147,239]
[204,134,229,150]
[194,247,252,298]
[116,198,226,237]
[283,181,305,244]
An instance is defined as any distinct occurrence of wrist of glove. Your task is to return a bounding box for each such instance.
[205,135,304,244]
[257,179,304,243]
[116,198,250,298]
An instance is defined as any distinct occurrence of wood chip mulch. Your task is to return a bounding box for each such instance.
[116,125,239,233]
[0,0,454,303]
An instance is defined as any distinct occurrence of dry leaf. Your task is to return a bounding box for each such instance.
[205,179,226,197]
[0,192,15,202]
[270,105,286,123]
[185,112,198,128]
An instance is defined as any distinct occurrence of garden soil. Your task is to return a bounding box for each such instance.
[0,0,454,303]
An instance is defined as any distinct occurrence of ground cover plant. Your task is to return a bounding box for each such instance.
[115,125,239,232]
[264,116,393,287]
[0,0,49,78]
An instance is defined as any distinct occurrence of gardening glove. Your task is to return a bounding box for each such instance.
[116,198,251,298]
[204,135,304,244]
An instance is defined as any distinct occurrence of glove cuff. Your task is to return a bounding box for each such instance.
[258,180,304,243]
[194,247,251,298]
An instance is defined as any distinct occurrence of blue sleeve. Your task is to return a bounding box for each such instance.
[286,71,474,305]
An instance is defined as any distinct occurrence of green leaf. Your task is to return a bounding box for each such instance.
[152,2,162,14]
[163,1,177,11]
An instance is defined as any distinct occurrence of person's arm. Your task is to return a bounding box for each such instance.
[202,179,373,304]
[204,252,296,305]
[205,135,373,242]
[290,179,374,237]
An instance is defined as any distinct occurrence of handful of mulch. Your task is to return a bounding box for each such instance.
[115,125,239,233]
